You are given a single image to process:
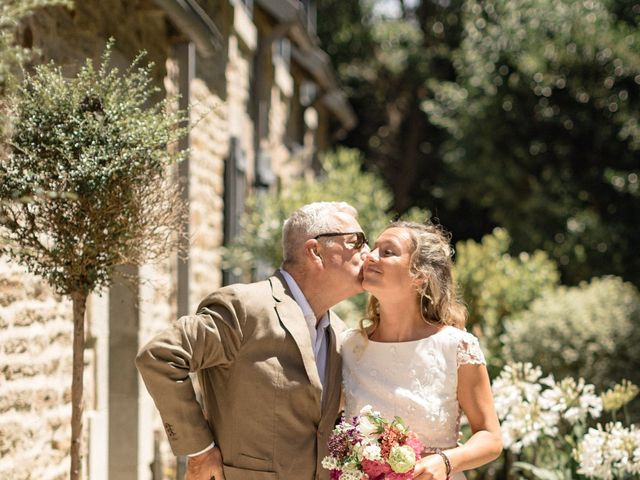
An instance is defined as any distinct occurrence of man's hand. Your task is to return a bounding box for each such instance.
[186,446,225,480]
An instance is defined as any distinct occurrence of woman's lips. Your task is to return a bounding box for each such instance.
[364,266,382,275]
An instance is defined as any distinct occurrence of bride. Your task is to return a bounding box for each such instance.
[342,221,503,479]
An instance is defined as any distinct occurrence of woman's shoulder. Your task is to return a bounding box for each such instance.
[439,326,486,366]
[439,325,479,342]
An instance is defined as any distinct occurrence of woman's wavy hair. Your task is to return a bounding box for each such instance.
[362,220,467,332]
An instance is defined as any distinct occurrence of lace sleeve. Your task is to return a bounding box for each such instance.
[456,333,486,366]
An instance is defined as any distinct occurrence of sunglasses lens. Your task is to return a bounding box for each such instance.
[315,232,367,249]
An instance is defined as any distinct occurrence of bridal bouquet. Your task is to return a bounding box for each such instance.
[322,405,424,480]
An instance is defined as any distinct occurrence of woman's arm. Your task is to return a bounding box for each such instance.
[413,363,503,479]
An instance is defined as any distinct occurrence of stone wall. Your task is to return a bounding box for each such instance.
[188,75,228,305]
[25,1,168,85]
[0,260,74,480]
[137,259,178,479]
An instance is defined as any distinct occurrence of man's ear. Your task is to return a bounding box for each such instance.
[304,239,323,265]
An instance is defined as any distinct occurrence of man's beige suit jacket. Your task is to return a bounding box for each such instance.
[136,272,346,480]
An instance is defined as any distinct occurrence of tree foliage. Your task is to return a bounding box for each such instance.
[0,43,187,294]
[317,0,640,286]
[316,0,476,231]
[424,0,640,285]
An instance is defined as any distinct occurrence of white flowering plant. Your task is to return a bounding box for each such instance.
[490,362,640,479]
[322,405,425,480]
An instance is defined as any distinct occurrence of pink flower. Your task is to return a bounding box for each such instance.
[361,459,391,479]
[404,433,424,457]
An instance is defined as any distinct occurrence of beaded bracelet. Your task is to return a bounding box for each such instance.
[432,449,452,477]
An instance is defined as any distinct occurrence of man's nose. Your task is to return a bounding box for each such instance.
[361,248,377,261]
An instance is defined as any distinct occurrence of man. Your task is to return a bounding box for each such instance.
[136,202,369,480]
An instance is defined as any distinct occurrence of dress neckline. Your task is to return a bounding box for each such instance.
[366,325,451,345]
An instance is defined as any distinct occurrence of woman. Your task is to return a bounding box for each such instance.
[342,221,502,479]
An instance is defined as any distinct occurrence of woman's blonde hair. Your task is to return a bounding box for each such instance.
[362,220,467,332]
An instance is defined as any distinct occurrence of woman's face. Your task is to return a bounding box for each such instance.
[362,227,417,298]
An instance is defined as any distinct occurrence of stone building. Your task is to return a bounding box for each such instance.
[0,1,355,479]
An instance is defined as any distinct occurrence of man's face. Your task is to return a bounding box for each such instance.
[315,212,370,299]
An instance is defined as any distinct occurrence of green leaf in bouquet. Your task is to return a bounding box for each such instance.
[392,416,408,429]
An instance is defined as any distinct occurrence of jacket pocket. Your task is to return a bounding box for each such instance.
[223,465,277,480]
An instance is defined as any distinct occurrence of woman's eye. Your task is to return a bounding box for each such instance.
[383,249,395,256]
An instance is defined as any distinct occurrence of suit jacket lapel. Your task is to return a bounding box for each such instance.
[270,273,323,395]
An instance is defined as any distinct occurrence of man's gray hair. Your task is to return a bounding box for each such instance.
[282,201,358,267]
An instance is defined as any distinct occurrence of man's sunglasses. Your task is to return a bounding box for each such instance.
[313,231,369,250]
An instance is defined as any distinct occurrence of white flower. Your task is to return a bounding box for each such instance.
[356,414,379,439]
[493,362,606,454]
[339,462,367,480]
[362,444,382,461]
[576,422,640,479]
[359,405,375,416]
[339,472,367,480]
[493,363,559,453]
[321,456,340,470]
[540,376,602,425]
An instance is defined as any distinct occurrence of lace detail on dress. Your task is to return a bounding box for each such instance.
[456,334,486,366]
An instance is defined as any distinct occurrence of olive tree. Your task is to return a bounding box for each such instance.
[0,43,187,480]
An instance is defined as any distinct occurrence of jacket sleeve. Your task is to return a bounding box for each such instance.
[135,288,247,455]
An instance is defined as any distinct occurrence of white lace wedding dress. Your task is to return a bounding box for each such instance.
[342,326,487,480]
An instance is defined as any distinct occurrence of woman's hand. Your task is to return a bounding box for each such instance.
[412,453,448,480]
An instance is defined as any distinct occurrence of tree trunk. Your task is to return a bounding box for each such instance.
[70,290,87,480]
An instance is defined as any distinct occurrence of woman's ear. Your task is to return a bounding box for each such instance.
[412,273,428,292]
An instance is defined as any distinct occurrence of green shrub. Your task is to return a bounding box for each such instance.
[454,228,560,368]
[502,276,640,399]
